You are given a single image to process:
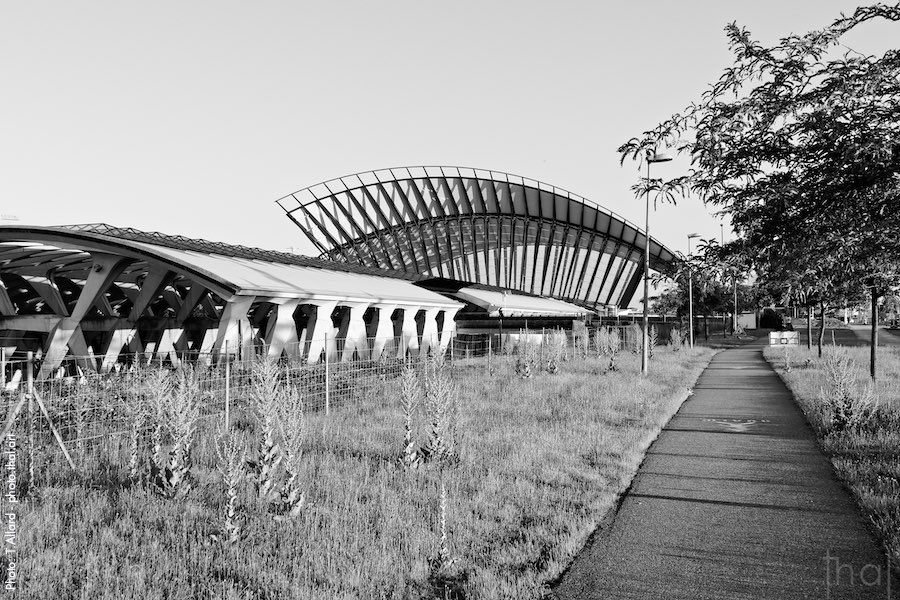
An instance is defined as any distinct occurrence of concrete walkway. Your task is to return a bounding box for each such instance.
[553,347,897,600]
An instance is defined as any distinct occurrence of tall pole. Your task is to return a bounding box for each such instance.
[642,159,651,375]
[639,150,672,372]
[871,287,878,381]
[687,234,696,348]
[733,275,738,335]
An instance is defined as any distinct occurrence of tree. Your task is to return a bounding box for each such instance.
[618,4,900,377]
[652,249,757,339]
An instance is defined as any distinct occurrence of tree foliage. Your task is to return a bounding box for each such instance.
[619,4,900,307]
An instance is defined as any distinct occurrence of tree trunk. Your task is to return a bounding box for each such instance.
[817,300,826,358]
[871,289,878,381]
[806,302,813,350]
[704,314,709,340]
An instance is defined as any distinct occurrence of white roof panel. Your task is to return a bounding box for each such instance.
[453,287,591,317]
[129,241,460,308]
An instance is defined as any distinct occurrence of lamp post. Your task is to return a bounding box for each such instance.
[687,233,700,348]
[642,149,673,376]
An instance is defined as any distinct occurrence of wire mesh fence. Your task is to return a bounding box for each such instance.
[0,323,686,489]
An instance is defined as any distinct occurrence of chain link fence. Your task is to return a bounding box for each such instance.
[0,324,680,489]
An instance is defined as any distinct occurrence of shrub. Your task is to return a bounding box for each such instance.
[421,355,458,464]
[668,327,685,351]
[594,327,622,370]
[648,325,659,358]
[397,363,422,469]
[546,330,566,371]
[212,428,246,544]
[272,386,306,521]
[627,323,643,354]
[148,366,200,499]
[820,348,877,432]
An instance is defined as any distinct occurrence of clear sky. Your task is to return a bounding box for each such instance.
[2,1,896,263]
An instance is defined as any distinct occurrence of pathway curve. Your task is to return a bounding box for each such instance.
[553,347,896,600]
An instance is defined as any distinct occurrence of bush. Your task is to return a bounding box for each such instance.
[668,328,685,351]
[819,348,877,432]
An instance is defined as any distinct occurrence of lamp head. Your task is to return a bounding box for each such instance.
[646,148,673,163]
[687,233,700,239]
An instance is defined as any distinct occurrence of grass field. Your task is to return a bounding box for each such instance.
[764,344,900,579]
[7,346,713,599]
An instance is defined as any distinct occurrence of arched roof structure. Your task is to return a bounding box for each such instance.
[0,224,461,378]
[277,166,676,310]
[0,224,455,309]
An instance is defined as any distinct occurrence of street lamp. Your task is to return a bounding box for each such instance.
[687,233,700,348]
[642,149,673,376]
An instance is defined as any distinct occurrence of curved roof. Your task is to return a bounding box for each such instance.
[0,224,459,309]
[277,166,675,309]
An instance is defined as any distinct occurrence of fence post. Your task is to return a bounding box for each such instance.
[541,327,545,365]
[26,351,34,488]
[224,340,231,431]
[324,332,330,416]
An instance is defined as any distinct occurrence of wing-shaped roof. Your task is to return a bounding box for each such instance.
[277,166,676,309]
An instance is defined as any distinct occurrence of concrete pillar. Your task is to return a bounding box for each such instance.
[264,298,301,359]
[100,328,142,372]
[369,303,397,360]
[303,300,337,364]
[337,302,371,362]
[419,308,441,356]
[438,307,460,355]
[154,327,181,367]
[397,305,422,358]
[98,265,174,370]
[195,327,218,365]
[212,295,256,362]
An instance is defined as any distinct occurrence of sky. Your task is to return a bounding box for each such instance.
[2,1,897,264]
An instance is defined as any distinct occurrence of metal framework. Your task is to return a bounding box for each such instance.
[277,166,676,309]
[0,225,460,378]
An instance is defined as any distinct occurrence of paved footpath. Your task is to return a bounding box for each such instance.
[553,347,897,600]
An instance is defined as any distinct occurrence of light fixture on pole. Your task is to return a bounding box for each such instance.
[687,233,700,348]
[642,149,673,376]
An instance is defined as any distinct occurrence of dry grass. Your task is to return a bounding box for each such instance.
[764,344,900,578]
[9,347,713,599]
